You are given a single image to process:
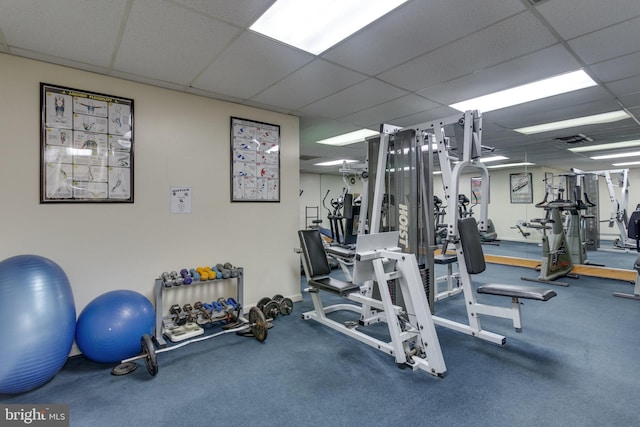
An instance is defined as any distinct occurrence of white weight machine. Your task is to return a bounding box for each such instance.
[571,168,634,250]
[368,110,556,344]
[298,228,447,377]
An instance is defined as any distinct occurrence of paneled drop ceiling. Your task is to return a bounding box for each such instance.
[1,0,639,173]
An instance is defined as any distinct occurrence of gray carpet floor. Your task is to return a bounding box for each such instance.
[2,241,639,426]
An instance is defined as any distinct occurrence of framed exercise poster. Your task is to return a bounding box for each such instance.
[470,176,489,204]
[230,117,280,202]
[510,173,533,204]
[40,83,134,203]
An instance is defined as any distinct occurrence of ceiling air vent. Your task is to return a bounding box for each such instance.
[555,134,593,144]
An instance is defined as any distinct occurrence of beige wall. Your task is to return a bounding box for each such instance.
[0,54,301,355]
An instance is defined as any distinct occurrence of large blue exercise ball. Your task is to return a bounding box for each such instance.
[0,255,76,394]
[75,290,154,363]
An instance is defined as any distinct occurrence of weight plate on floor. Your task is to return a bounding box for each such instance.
[262,300,280,319]
[272,294,284,303]
[249,306,268,342]
[111,362,137,376]
[256,297,272,310]
[279,297,294,315]
[141,334,158,377]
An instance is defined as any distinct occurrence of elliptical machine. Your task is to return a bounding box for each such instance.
[521,189,578,287]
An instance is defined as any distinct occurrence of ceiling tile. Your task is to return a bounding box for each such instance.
[0,0,128,67]
[114,0,240,85]
[619,92,640,109]
[589,51,640,83]
[251,59,367,110]
[536,0,640,40]
[421,44,581,104]
[569,16,640,64]
[299,79,409,119]
[342,94,439,128]
[606,75,640,99]
[378,11,558,92]
[323,0,525,76]
[171,0,275,27]
[192,32,313,99]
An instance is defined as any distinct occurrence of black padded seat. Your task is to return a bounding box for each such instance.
[458,217,556,302]
[434,253,457,265]
[299,229,360,296]
[309,277,360,296]
[478,283,556,301]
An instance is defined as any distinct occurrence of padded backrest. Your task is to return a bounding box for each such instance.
[298,229,332,279]
[458,217,486,274]
[628,211,640,239]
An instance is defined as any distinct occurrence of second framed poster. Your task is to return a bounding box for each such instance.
[510,173,533,204]
[230,117,280,202]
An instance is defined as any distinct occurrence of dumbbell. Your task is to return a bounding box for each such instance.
[170,304,187,326]
[211,265,222,279]
[211,300,224,312]
[223,262,240,278]
[189,268,201,282]
[215,264,231,279]
[204,266,217,280]
[182,303,196,323]
[161,272,175,287]
[259,297,280,320]
[193,301,211,324]
[225,297,239,310]
[170,271,184,286]
[196,267,209,281]
[272,294,294,316]
[180,269,192,285]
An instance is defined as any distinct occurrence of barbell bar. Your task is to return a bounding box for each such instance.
[114,306,268,377]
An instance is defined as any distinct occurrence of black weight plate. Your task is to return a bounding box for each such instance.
[262,300,280,319]
[141,334,158,377]
[279,297,294,315]
[272,294,284,303]
[249,307,268,342]
[256,297,272,310]
[111,362,137,376]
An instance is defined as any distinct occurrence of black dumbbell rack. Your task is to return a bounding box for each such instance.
[153,267,244,347]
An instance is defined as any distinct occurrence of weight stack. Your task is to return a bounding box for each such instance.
[386,264,430,311]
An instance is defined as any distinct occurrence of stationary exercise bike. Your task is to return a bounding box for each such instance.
[457,193,499,245]
[521,190,578,287]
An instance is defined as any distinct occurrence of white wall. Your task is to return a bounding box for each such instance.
[0,54,301,355]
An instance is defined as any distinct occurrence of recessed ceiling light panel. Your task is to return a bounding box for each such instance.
[250,0,408,55]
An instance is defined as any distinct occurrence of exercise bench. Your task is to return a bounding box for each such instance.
[432,217,556,345]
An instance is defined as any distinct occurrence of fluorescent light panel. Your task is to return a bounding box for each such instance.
[514,110,630,134]
[449,70,596,113]
[250,0,408,55]
[314,159,358,166]
[487,162,535,169]
[613,161,640,166]
[316,129,379,146]
[590,151,640,160]
[569,139,640,153]
[479,155,508,163]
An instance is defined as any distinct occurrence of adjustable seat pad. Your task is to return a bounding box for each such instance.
[298,229,360,295]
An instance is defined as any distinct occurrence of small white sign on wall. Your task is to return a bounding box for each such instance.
[170,186,192,214]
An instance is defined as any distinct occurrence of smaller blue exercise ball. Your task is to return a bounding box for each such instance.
[75,290,154,363]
